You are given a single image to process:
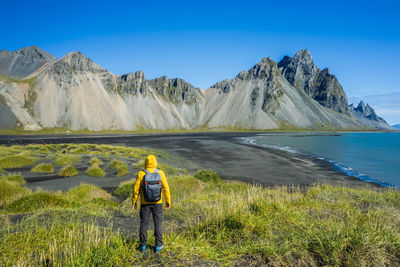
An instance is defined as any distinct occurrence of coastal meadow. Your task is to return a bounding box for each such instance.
[0,144,399,265]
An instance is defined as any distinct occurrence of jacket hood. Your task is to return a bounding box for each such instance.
[145,155,158,169]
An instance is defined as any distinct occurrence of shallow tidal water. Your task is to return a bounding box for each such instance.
[240,132,400,187]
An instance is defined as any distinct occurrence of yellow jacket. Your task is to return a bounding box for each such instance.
[132,155,171,205]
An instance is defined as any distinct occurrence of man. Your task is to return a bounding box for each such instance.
[132,154,171,253]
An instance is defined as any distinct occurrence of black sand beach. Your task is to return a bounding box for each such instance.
[0,132,372,190]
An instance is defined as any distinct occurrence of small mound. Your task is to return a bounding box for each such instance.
[0,178,30,207]
[0,173,25,186]
[89,157,103,166]
[108,159,129,176]
[0,152,37,169]
[158,163,189,176]
[116,165,129,176]
[114,180,135,199]
[194,170,222,183]
[66,183,112,202]
[58,165,78,177]
[4,192,70,213]
[54,154,81,166]
[85,165,105,177]
[31,163,54,174]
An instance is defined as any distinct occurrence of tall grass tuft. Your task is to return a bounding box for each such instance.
[113,180,135,199]
[58,165,78,177]
[0,174,30,207]
[66,184,112,202]
[4,191,71,213]
[54,154,81,166]
[31,163,54,174]
[89,157,103,166]
[0,173,25,186]
[108,159,129,176]
[194,169,222,183]
[85,165,105,177]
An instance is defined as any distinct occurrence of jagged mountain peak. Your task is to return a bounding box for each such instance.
[350,100,390,129]
[278,49,349,114]
[61,51,92,63]
[148,76,201,104]
[278,49,314,70]
[357,100,366,108]
[0,46,392,131]
[246,57,279,79]
[54,51,105,73]
[355,100,374,115]
[119,71,145,81]
[293,49,313,62]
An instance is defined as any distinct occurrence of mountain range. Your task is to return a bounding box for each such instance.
[0,46,392,131]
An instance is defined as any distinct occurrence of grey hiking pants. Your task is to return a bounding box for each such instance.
[139,203,163,247]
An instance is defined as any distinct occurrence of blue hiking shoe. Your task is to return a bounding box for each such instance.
[139,245,146,252]
[155,245,164,253]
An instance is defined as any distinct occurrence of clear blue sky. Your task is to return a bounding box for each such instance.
[2,0,400,124]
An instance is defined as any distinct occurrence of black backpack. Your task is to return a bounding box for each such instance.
[142,169,162,202]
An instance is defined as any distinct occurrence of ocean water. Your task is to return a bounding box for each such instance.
[239,132,400,187]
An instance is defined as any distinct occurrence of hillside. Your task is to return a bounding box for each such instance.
[0,46,391,131]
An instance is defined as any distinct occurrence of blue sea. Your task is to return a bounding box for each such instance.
[239,132,400,187]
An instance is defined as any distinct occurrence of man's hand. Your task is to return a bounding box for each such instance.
[133,203,137,210]
[166,203,171,210]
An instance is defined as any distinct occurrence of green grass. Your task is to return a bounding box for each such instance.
[0,174,29,207]
[31,163,54,174]
[1,174,400,265]
[134,161,188,176]
[0,173,25,186]
[58,165,78,177]
[85,165,105,177]
[0,151,38,169]
[108,159,129,176]
[4,192,72,213]
[1,144,399,265]
[194,169,222,183]
[65,184,112,202]
[113,179,135,199]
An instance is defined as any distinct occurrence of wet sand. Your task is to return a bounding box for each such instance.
[0,132,375,190]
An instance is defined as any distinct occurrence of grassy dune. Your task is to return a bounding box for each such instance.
[0,145,399,265]
[31,163,54,173]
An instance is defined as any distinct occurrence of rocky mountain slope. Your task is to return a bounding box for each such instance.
[201,57,362,129]
[0,46,392,131]
[278,49,349,114]
[349,101,391,129]
[0,46,56,79]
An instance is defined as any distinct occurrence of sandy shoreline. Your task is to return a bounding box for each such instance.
[0,132,377,190]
